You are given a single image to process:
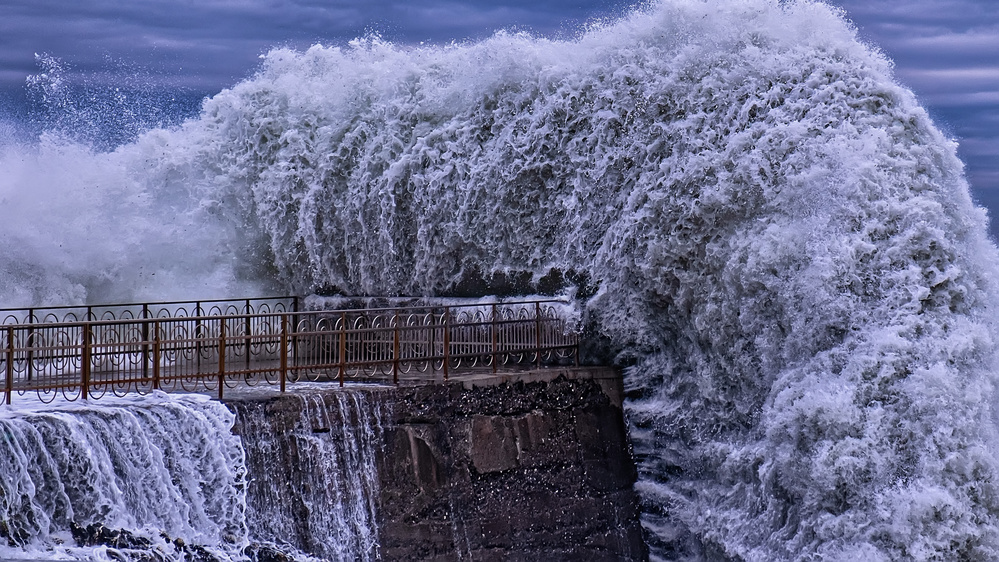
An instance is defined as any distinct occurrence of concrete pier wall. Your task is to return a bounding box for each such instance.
[226,367,648,561]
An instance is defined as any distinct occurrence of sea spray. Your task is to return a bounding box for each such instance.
[0,52,250,307]
[0,135,269,305]
[3,0,999,558]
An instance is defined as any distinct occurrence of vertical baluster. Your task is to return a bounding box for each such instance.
[141,304,149,382]
[153,321,161,391]
[244,299,252,373]
[5,326,13,405]
[393,310,400,385]
[535,302,542,370]
[443,307,450,382]
[280,314,288,393]
[491,304,498,374]
[428,308,436,374]
[574,320,580,367]
[291,298,300,368]
[218,318,226,400]
[339,312,347,387]
[195,301,203,371]
[26,308,34,382]
[81,323,91,401]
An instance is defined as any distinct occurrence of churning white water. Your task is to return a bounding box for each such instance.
[0,391,386,562]
[2,0,998,559]
[0,394,247,560]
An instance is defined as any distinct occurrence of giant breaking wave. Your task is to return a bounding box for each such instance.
[2,0,998,559]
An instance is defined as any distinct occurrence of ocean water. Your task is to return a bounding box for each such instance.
[2,0,998,559]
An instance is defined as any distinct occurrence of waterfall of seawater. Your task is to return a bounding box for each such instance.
[0,391,385,562]
[0,394,247,560]
[231,390,385,561]
[4,0,999,558]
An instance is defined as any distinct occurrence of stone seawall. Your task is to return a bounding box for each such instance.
[378,367,647,561]
[225,367,647,561]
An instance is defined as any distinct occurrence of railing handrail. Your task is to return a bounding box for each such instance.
[0,295,296,315]
[0,296,298,330]
[0,298,573,330]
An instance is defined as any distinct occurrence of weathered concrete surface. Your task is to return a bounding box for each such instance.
[377,367,648,561]
[223,366,647,561]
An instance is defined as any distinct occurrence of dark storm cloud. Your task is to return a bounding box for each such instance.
[2,0,365,91]
[0,0,623,95]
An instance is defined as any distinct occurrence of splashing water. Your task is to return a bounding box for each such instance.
[25,53,205,152]
[4,0,999,558]
[0,394,247,560]
[0,55,265,307]
[0,390,387,562]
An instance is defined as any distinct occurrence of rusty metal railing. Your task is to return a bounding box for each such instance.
[0,297,299,387]
[0,296,299,325]
[0,299,578,404]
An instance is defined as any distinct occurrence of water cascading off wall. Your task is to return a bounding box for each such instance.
[232,390,386,561]
[0,391,387,562]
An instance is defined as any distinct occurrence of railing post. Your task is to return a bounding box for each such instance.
[393,310,400,385]
[428,309,436,373]
[338,312,346,387]
[292,312,300,369]
[26,308,34,382]
[574,324,580,367]
[535,302,543,370]
[142,304,150,381]
[195,301,203,370]
[5,326,13,405]
[152,321,161,391]
[218,318,226,400]
[81,323,91,401]
[244,299,252,372]
[280,314,288,393]
[443,307,450,382]
[291,298,300,370]
[491,304,498,374]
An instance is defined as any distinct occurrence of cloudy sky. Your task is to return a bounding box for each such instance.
[0,0,996,230]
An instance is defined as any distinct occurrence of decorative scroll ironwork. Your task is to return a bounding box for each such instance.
[0,296,298,327]
[0,299,578,404]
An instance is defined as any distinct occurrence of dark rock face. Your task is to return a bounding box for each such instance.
[70,522,153,551]
[377,373,648,561]
[68,522,296,562]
